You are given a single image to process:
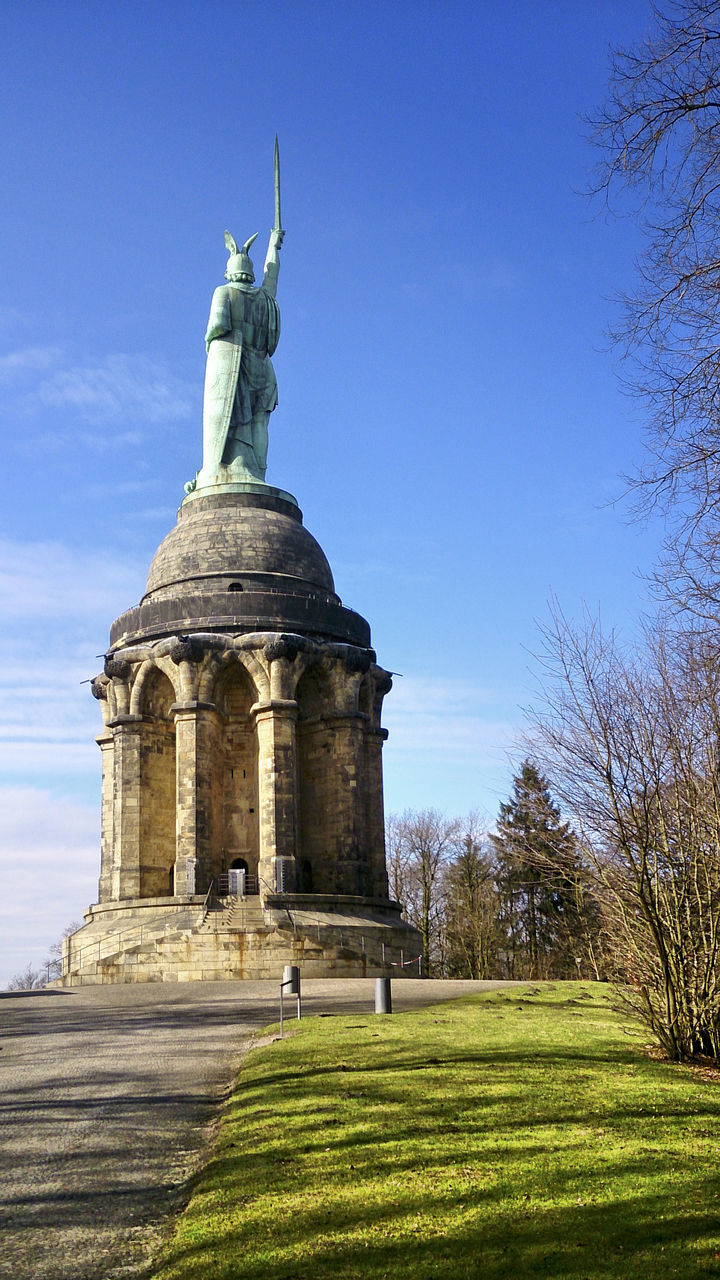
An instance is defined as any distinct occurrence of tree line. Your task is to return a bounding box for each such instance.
[387,762,602,984]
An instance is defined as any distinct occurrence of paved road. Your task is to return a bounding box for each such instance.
[0,978,506,1280]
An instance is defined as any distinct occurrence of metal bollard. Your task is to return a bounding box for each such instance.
[283,964,300,995]
[280,964,301,1037]
[375,976,392,1014]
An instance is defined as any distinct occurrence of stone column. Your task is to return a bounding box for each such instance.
[327,711,368,895]
[96,732,114,903]
[365,667,392,899]
[173,701,218,897]
[109,715,143,900]
[364,726,390,898]
[253,699,298,897]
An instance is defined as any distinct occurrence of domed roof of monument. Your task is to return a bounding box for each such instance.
[144,491,335,600]
[110,491,370,652]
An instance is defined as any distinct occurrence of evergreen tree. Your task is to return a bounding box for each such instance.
[491,761,600,980]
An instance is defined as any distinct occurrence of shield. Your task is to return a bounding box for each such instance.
[202,332,242,472]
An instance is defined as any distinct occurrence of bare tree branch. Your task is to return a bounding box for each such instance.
[589,0,720,611]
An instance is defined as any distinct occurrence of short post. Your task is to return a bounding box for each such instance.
[375,976,392,1014]
[280,964,301,1037]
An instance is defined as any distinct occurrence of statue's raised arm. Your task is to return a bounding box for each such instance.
[262,226,285,299]
[190,140,284,493]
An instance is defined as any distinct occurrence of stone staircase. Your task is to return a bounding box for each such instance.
[62,896,422,985]
[200,895,267,933]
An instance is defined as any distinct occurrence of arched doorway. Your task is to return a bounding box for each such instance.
[227,855,250,896]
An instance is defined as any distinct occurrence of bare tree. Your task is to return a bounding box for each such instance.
[444,814,499,979]
[589,1,720,611]
[6,963,45,991]
[385,809,461,975]
[385,813,414,907]
[531,606,720,1061]
[42,921,83,983]
[5,922,85,991]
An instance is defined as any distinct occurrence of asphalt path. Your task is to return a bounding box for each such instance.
[0,978,507,1280]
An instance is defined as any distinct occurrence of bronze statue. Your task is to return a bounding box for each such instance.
[190,139,284,491]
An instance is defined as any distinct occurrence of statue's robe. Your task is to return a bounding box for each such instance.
[202,281,281,469]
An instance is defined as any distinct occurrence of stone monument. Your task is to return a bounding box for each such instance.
[62,145,421,984]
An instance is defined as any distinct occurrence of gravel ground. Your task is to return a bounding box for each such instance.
[0,978,509,1280]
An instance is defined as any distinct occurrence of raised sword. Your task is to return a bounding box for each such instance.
[274,134,283,232]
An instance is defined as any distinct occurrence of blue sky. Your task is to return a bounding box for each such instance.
[0,0,662,983]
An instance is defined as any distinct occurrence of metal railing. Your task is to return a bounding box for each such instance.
[277,913,423,975]
[64,910,196,977]
[199,879,216,926]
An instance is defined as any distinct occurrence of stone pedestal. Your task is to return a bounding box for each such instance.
[67,487,422,983]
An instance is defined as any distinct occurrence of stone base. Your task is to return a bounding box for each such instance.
[182,480,298,508]
[61,896,423,985]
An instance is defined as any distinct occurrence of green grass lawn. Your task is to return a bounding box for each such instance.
[146,984,720,1279]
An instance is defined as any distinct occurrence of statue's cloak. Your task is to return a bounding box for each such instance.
[203,284,280,467]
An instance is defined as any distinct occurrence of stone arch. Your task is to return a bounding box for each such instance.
[196,648,264,706]
[212,658,256,717]
[138,666,176,897]
[296,661,334,719]
[235,647,270,703]
[129,660,154,717]
[153,654,183,698]
[130,656,182,716]
[196,651,225,706]
[206,660,260,889]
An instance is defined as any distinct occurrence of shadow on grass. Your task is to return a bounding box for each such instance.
[232,1043,687,1096]
[155,1178,720,1279]
[146,993,720,1280]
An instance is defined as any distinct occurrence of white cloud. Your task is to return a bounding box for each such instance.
[0,345,62,380]
[0,538,144,797]
[0,741,98,776]
[0,537,143,621]
[26,353,193,424]
[382,673,522,821]
[0,786,98,988]
[0,541,133,985]
[0,345,194,430]
[385,673,517,756]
